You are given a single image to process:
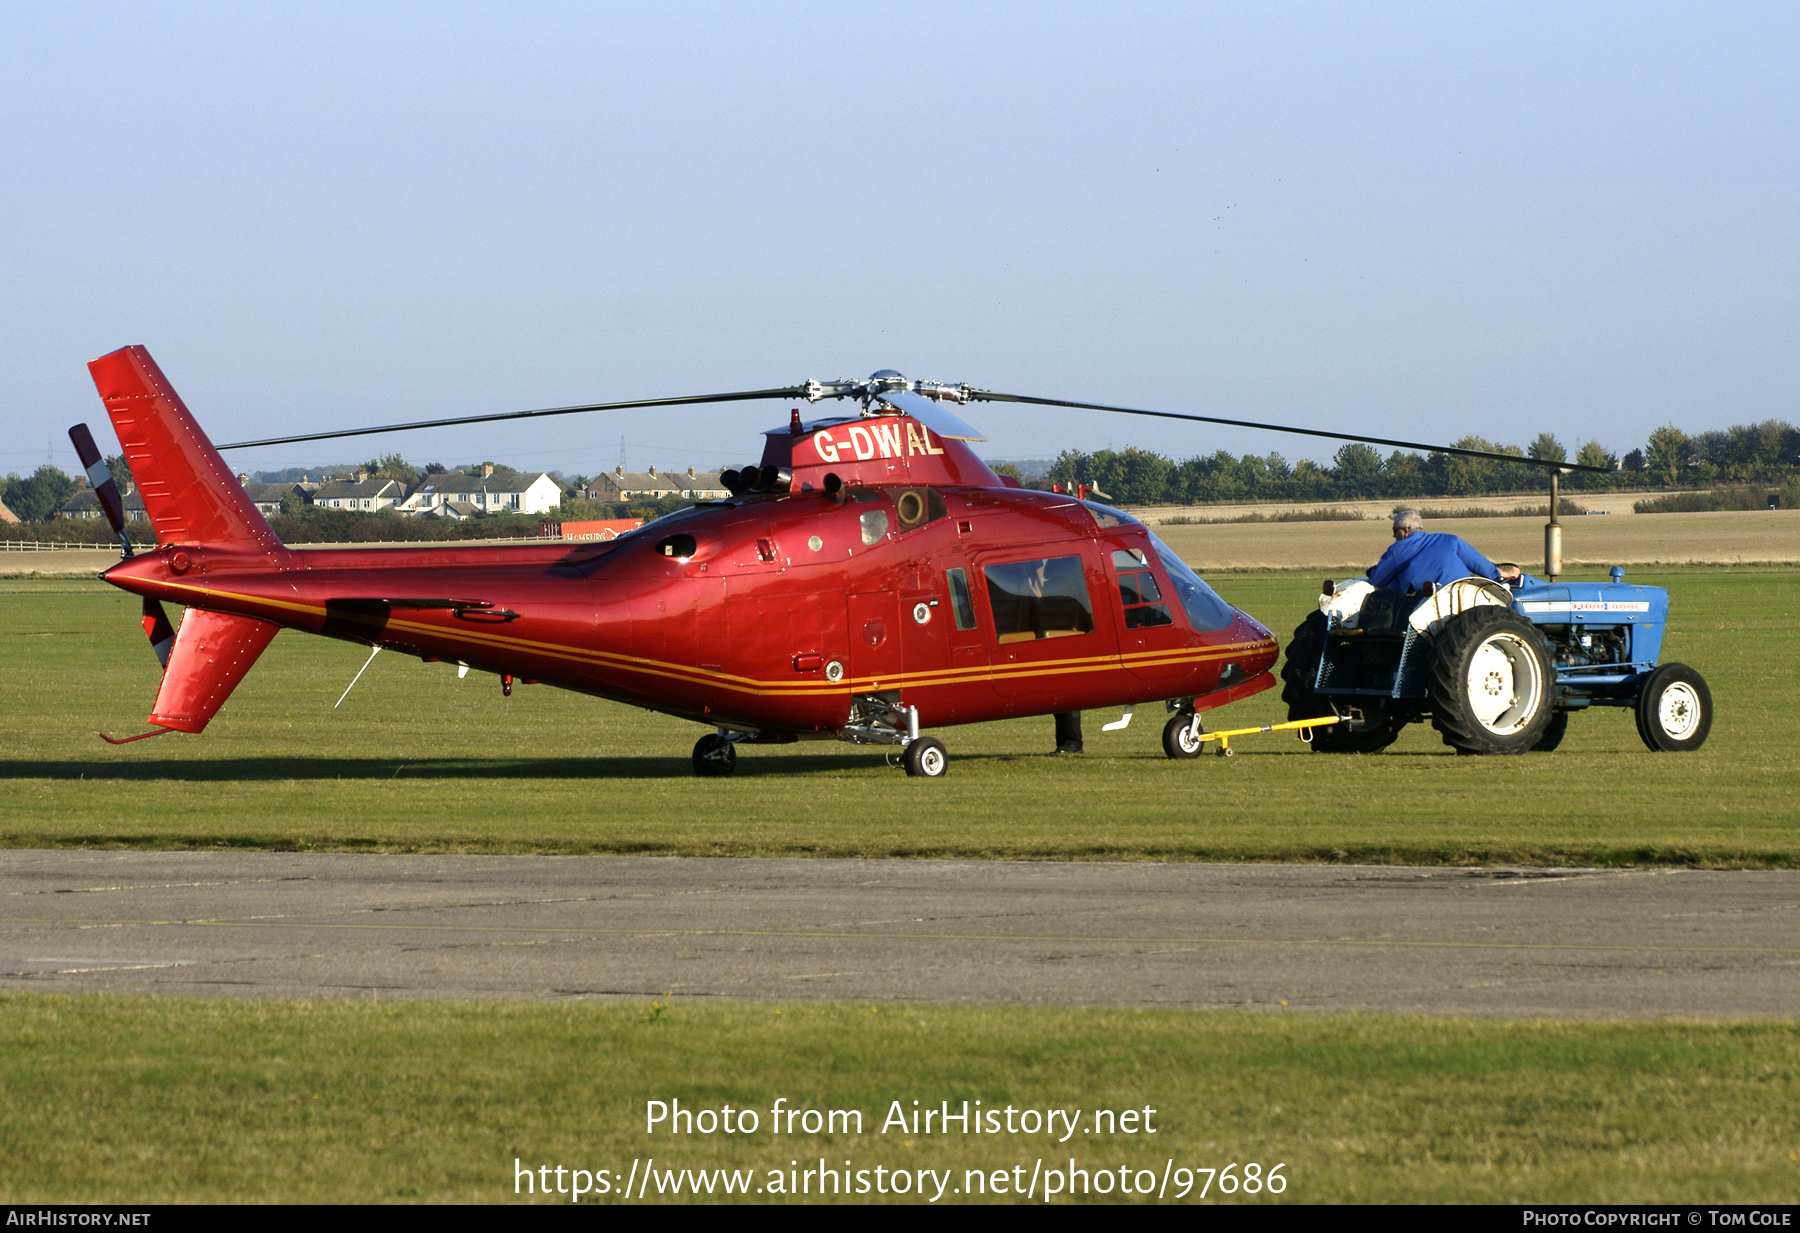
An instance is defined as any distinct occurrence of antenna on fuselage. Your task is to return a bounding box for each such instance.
[335,645,382,709]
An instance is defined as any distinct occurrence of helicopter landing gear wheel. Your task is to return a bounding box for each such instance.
[903,737,948,778]
[1635,663,1712,752]
[1162,712,1204,759]
[692,733,737,777]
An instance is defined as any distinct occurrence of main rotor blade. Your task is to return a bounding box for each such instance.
[873,389,986,441]
[215,386,812,451]
[965,389,1613,475]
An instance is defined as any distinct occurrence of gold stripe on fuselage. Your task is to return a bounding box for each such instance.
[152,580,1274,700]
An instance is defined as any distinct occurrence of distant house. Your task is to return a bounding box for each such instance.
[395,466,561,517]
[312,477,404,512]
[55,487,149,522]
[587,466,727,501]
[235,476,310,517]
[0,496,16,524]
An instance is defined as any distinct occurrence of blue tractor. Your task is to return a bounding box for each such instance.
[1281,565,1712,755]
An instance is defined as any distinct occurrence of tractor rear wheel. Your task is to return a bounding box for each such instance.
[1280,610,1402,753]
[1531,709,1570,752]
[1635,663,1712,752]
[1427,608,1554,755]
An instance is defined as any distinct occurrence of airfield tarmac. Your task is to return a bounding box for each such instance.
[3,852,1796,1019]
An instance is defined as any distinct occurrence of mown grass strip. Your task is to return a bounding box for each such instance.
[3,993,1796,1204]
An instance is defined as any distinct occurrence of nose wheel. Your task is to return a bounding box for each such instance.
[1163,712,1205,759]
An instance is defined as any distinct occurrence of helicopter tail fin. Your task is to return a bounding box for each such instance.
[86,347,287,736]
[86,346,284,557]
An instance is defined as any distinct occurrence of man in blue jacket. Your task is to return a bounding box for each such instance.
[1369,509,1527,592]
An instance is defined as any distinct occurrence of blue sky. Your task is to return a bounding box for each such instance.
[3,2,1794,480]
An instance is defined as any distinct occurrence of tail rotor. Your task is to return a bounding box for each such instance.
[67,424,131,556]
[70,421,177,672]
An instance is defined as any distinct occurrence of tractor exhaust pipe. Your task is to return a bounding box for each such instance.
[1544,469,1564,580]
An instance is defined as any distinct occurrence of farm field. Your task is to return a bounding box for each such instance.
[3,506,1796,579]
[3,994,1797,1205]
[0,567,1793,866]
[1130,491,1659,520]
[1154,507,1800,571]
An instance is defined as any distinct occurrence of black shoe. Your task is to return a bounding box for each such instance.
[1054,742,1083,755]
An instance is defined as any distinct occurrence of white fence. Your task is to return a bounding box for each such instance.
[0,540,117,552]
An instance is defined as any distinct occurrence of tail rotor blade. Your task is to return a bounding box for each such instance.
[68,424,131,542]
[142,598,175,669]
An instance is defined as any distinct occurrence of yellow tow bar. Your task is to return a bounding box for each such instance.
[1196,713,1344,757]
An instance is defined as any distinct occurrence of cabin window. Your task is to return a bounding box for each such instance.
[1111,549,1173,629]
[945,567,977,630]
[984,556,1094,644]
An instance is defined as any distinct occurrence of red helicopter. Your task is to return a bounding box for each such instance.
[72,346,1598,776]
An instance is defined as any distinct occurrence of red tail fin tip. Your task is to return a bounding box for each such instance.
[86,346,283,556]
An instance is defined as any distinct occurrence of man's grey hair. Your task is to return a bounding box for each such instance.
[1391,508,1423,532]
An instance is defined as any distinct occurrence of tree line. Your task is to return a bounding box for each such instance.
[1016,421,1798,507]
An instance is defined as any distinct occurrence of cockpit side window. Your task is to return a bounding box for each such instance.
[1111,548,1174,629]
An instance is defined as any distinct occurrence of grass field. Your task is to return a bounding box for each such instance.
[3,994,1797,1204]
[1,567,1794,866]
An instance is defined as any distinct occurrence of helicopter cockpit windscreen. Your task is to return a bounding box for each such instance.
[1078,499,1139,529]
[1145,532,1237,633]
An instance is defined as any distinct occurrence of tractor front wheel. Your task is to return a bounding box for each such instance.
[1635,663,1712,752]
[1427,608,1554,755]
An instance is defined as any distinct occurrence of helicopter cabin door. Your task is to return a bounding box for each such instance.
[847,586,903,694]
[1109,544,1190,682]
[896,556,989,721]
